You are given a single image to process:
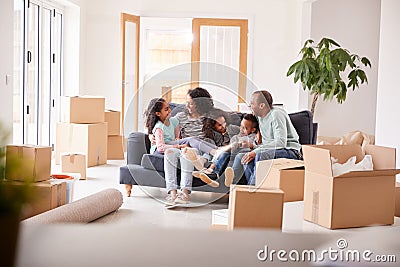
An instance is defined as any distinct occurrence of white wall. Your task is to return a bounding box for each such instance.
[79,0,304,114]
[79,0,142,110]
[376,0,400,168]
[0,0,14,139]
[309,0,381,137]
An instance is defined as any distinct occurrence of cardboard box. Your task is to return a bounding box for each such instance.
[105,110,121,136]
[19,180,67,220]
[107,135,124,160]
[6,145,51,182]
[228,185,284,230]
[61,154,87,180]
[302,144,399,229]
[55,122,108,167]
[61,96,105,123]
[395,182,400,217]
[256,158,304,202]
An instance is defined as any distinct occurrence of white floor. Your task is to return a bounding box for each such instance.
[51,160,400,234]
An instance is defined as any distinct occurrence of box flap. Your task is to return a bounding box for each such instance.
[335,169,400,178]
[365,144,396,169]
[302,145,333,176]
[269,158,304,170]
[313,144,363,163]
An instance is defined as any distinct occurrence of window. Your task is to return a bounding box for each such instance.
[13,0,63,147]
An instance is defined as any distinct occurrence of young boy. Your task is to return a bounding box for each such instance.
[192,113,260,187]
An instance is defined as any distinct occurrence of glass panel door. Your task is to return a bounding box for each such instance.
[25,2,40,145]
[38,7,52,146]
[50,12,63,149]
[192,19,248,111]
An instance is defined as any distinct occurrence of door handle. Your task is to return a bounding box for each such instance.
[27,51,32,63]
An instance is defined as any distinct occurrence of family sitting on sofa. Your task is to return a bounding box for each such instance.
[144,87,302,206]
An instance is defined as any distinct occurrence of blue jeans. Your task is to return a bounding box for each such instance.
[231,148,302,185]
[213,152,231,176]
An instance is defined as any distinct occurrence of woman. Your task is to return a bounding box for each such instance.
[174,87,214,138]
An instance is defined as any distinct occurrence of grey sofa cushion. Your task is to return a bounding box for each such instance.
[141,153,165,172]
[288,110,314,145]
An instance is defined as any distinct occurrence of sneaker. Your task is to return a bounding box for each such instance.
[175,192,190,204]
[198,172,219,188]
[165,194,177,206]
[224,167,234,187]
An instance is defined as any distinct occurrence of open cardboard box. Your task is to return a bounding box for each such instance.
[255,158,304,202]
[302,144,399,229]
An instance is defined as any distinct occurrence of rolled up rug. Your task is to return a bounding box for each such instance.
[22,188,123,225]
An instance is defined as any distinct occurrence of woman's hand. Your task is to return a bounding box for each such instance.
[241,151,256,164]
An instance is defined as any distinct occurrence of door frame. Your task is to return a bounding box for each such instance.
[191,18,248,104]
[120,13,140,133]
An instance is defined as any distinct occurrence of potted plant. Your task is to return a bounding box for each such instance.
[0,122,34,267]
[287,37,371,116]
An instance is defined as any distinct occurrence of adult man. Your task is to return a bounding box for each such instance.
[226,90,302,185]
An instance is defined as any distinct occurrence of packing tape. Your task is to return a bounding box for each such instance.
[69,154,75,163]
[311,190,319,223]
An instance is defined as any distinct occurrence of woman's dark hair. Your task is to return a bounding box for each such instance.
[144,98,167,134]
[202,108,229,140]
[253,90,273,109]
[243,113,259,132]
[187,87,214,115]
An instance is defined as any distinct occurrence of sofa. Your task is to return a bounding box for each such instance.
[119,103,317,195]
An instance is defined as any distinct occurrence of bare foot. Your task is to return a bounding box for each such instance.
[224,167,234,187]
[198,173,219,188]
[182,147,205,170]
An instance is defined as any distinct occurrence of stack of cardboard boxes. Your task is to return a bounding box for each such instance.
[5,145,66,220]
[105,110,124,160]
[55,96,108,167]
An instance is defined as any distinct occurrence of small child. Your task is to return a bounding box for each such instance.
[145,98,219,205]
[180,108,238,175]
[202,108,240,147]
[145,98,187,154]
[193,113,260,187]
[145,98,192,206]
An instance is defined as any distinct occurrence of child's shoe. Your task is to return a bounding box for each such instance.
[175,191,190,204]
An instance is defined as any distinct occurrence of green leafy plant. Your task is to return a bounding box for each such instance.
[287,38,371,116]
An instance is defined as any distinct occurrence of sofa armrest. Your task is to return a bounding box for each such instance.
[126,132,151,165]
